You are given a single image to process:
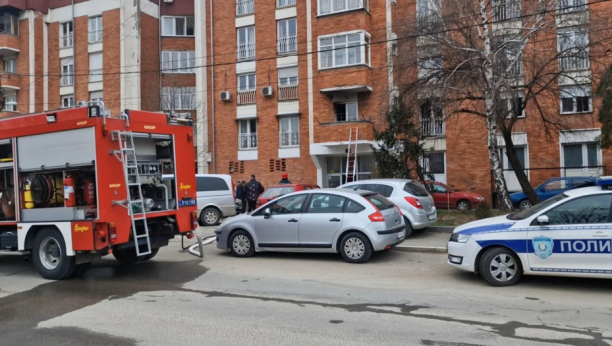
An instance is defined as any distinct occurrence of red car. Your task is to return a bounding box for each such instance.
[257,184,320,207]
[424,181,485,211]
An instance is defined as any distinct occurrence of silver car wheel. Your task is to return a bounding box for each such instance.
[205,210,219,224]
[232,235,251,255]
[344,238,365,259]
[489,254,517,283]
[457,201,470,211]
[39,236,62,271]
[519,200,532,211]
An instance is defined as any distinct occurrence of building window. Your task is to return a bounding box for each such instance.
[319,32,370,69]
[558,0,587,12]
[277,0,297,8]
[237,73,256,105]
[236,0,255,16]
[60,22,73,48]
[494,36,523,78]
[560,85,592,114]
[162,16,194,37]
[416,0,441,25]
[62,95,74,108]
[90,91,103,102]
[239,119,257,149]
[4,96,16,111]
[61,58,74,86]
[420,99,444,137]
[88,16,103,43]
[334,100,358,122]
[278,67,298,101]
[89,53,103,83]
[417,55,443,81]
[558,29,589,72]
[319,0,368,15]
[280,116,299,147]
[277,18,297,55]
[500,147,526,170]
[237,26,256,61]
[0,12,19,36]
[563,143,599,168]
[493,0,521,21]
[161,87,196,111]
[423,152,445,175]
[502,92,525,118]
[161,51,196,73]
[326,156,374,187]
[4,59,15,73]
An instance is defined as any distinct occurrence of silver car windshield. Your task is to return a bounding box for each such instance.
[507,193,568,220]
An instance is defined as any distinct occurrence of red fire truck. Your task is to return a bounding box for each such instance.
[0,103,198,280]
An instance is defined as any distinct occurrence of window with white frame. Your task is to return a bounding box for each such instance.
[237,73,256,104]
[416,0,441,25]
[278,67,298,100]
[239,119,258,149]
[563,142,599,168]
[560,85,591,114]
[88,16,103,43]
[237,26,256,60]
[558,29,589,71]
[420,99,444,137]
[236,0,255,16]
[0,12,19,36]
[277,18,297,55]
[494,36,523,78]
[319,32,370,69]
[161,51,196,73]
[161,87,196,111]
[319,0,368,15]
[493,0,521,21]
[558,0,587,12]
[62,95,74,108]
[61,57,74,86]
[90,91,103,102]
[4,96,16,111]
[162,16,194,36]
[502,91,525,118]
[60,22,73,48]
[280,116,299,147]
[89,53,103,83]
[334,100,358,122]
[417,55,443,81]
[4,59,15,73]
[277,0,297,8]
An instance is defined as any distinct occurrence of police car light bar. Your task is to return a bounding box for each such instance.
[597,176,612,190]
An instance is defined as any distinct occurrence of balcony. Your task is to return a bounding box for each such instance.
[0,72,20,90]
[237,41,255,61]
[421,118,445,137]
[237,89,256,105]
[89,69,103,83]
[559,54,590,71]
[280,130,299,147]
[239,133,258,149]
[493,0,521,21]
[277,35,297,55]
[60,33,73,48]
[278,84,298,101]
[88,29,103,44]
[61,75,74,86]
[236,0,254,16]
[277,0,296,8]
[0,32,19,55]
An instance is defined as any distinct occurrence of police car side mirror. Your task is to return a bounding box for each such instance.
[264,208,271,219]
[536,215,549,225]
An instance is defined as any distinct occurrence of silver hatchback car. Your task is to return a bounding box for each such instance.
[338,179,437,232]
[215,189,406,263]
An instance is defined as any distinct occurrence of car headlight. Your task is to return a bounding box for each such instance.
[477,197,485,201]
[449,233,470,243]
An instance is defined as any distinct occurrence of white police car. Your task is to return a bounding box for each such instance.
[448,177,612,286]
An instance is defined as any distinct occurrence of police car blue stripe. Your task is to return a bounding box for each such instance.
[477,239,612,254]
[477,240,528,253]
[457,223,515,235]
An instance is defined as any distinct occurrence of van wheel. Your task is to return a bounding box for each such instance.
[479,247,523,287]
[32,228,76,280]
[340,232,372,263]
[201,207,221,226]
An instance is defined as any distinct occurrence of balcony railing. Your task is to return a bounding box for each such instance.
[237,41,255,60]
[237,89,256,105]
[236,0,255,16]
[493,0,521,21]
[559,53,590,71]
[239,133,258,149]
[278,84,298,101]
[280,130,299,147]
[61,75,74,86]
[89,69,103,82]
[60,33,73,48]
[421,118,445,137]
[558,0,587,12]
[277,35,297,55]
[88,29,103,43]
[277,0,296,8]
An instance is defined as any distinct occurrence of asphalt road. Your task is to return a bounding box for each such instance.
[0,228,611,346]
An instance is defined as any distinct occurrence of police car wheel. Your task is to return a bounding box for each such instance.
[479,247,522,287]
[519,200,532,211]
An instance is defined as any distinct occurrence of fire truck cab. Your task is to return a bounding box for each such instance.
[0,103,198,280]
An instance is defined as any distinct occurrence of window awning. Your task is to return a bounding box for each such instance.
[276,112,301,117]
[319,85,372,95]
[235,115,258,121]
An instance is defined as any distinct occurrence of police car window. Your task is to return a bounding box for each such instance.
[544,194,612,225]
[507,193,567,220]
[543,180,567,192]
[306,194,346,213]
[269,194,307,215]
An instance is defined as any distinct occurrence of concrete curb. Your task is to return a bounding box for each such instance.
[426,226,455,233]
[394,245,448,253]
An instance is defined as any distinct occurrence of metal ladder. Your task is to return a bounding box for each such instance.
[110,131,152,256]
[345,128,359,183]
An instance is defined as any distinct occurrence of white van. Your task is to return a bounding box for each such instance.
[196,174,237,226]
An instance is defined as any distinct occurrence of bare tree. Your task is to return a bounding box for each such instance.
[395,0,612,210]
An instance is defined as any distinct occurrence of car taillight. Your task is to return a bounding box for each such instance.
[368,211,385,222]
[393,203,403,215]
[405,197,423,209]
[191,211,198,230]
[108,222,117,244]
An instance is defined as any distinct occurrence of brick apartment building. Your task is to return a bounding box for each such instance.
[1,0,611,204]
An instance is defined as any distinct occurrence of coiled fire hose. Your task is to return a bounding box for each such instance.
[187,231,216,258]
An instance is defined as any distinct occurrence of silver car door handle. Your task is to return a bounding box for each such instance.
[288,219,298,223]
[592,231,608,238]
[329,218,341,222]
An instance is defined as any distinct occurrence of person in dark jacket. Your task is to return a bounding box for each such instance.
[235,181,246,213]
[278,172,292,185]
[245,175,265,212]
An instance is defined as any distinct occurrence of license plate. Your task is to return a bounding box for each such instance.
[179,199,196,207]
[397,231,406,239]
[428,214,436,221]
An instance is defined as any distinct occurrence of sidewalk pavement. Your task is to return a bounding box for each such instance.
[395,227,454,253]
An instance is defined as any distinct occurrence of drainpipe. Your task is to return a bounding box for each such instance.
[158,1,162,110]
[72,0,75,102]
[210,0,216,173]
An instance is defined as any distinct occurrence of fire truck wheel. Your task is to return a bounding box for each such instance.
[201,207,221,226]
[229,230,255,258]
[32,228,76,280]
[112,248,140,264]
[140,248,159,262]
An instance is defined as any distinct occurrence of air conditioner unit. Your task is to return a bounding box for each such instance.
[77,101,88,107]
[262,86,274,97]
[220,91,231,101]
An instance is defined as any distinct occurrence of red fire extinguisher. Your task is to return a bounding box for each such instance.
[64,174,76,207]
[84,177,96,205]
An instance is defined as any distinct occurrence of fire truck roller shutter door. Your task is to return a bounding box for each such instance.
[17,128,96,171]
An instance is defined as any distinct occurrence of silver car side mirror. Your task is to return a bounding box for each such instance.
[536,215,549,225]
[264,208,271,219]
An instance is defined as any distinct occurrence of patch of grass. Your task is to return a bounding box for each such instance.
[435,209,507,227]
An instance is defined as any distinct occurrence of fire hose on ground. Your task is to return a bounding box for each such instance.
[184,231,217,258]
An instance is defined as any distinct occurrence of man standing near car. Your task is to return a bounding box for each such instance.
[245,175,265,212]
[235,181,246,214]
[279,172,291,185]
